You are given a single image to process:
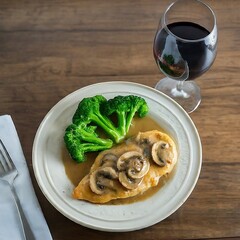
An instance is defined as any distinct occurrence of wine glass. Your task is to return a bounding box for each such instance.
[153,0,217,113]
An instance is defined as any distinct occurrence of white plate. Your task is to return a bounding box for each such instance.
[32,81,202,232]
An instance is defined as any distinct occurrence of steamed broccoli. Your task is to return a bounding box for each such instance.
[64,94,149,163]
[102,95,149,135]
[64,122,113,163]
[72,95,123,143]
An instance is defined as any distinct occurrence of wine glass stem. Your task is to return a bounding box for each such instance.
[176,80,184,91]
[171,79,190,98]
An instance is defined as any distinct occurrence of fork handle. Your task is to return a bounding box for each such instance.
[10,185,35,240]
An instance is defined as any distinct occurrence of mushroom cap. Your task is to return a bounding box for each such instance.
[116,151,149,189]
[117,151,142,170]
[127,156,150,179]
[118,171,143,190]
[151,141,173,167]
[89,166,118,195]
[100,153,118,169]
[117,151,150,179]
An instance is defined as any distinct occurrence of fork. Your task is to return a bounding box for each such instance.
[0,139,35,240]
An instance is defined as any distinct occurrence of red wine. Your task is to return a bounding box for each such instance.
[153,22,216,80]
[168,21,210,40]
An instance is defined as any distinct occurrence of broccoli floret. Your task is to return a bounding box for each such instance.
[72,95,123,143]
[64,94,149,163]
[101,95,129,136]
[102,95,149,135]
[64,122,113,163]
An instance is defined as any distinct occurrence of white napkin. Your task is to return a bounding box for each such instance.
[0,115,52,240]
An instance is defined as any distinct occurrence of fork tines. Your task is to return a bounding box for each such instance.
[0,139,14,173]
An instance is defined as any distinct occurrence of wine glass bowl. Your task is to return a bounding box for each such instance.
[153,0,217,113]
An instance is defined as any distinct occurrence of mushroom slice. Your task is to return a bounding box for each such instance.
[118,172,143,190]
[127,156,150,179]
[89,167,118,195]
[117,151,150,179]
[151,141,173,167]
[117,151,149,189]
[117,151,143,169]
[100,153,118,169]
[117,151,141,171]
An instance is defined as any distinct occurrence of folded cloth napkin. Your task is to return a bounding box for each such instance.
[0,115,52,240]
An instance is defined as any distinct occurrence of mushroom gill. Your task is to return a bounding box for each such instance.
[117,151,150,189]
[118,172,143,190]
[151,141,173,167]
[89,166,118,195]
[100,153,118,169]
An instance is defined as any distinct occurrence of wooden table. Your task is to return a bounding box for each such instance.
[0,0,239,239]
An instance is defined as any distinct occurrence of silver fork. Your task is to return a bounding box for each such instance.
[0,139,35,240]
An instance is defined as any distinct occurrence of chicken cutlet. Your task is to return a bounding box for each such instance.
[73,130,177,203]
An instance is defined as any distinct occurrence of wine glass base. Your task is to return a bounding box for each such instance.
[155,78,201,113]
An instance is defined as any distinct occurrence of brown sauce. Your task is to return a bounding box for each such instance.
[108,173,172,205]
[62,116,175,204]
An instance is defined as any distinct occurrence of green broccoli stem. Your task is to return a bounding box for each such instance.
[116,111,127,136]
[64,129,113,163]
[80,143,113,152]
[75,125,113,147]
[125,109,138,133]
[71,143,112,163]
[91,114,124,143]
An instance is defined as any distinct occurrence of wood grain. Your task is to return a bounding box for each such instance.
[0,0,239,239]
